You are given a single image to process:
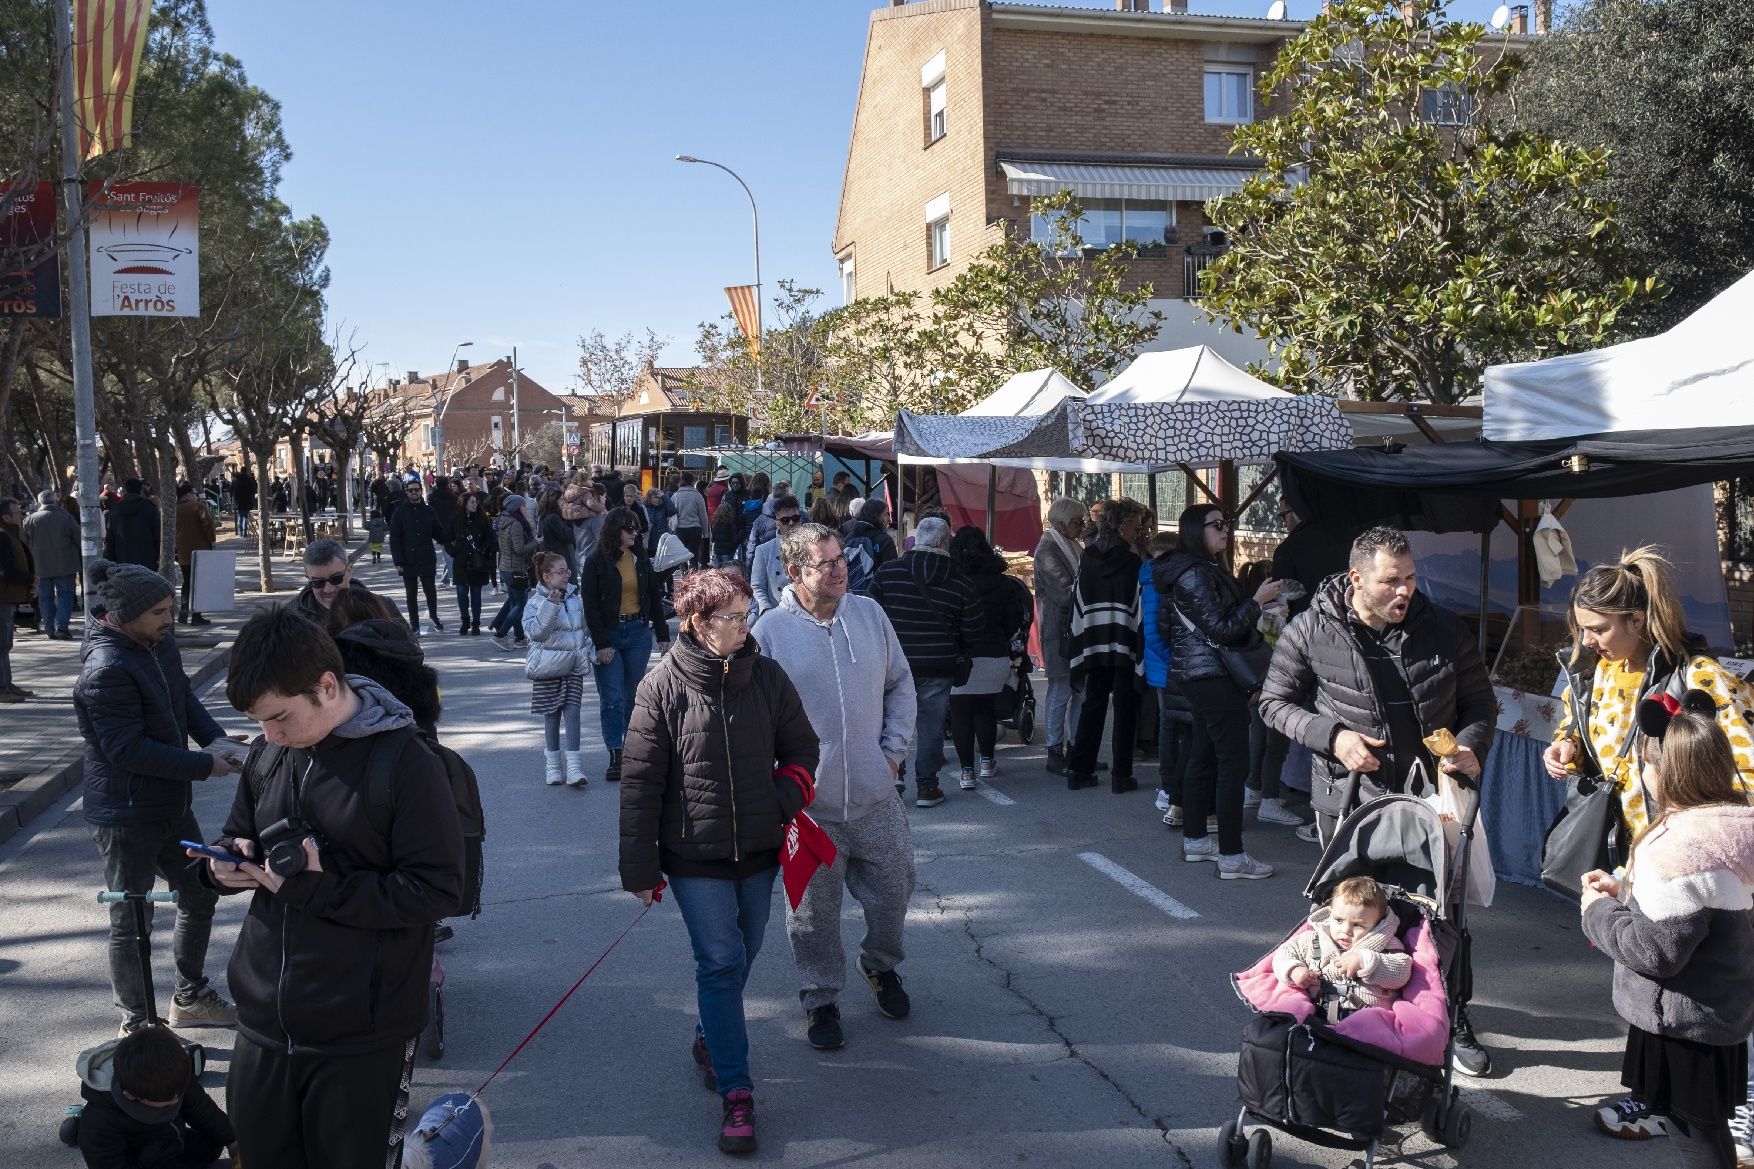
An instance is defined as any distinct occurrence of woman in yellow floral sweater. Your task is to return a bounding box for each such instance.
[1544,547,1754,1149]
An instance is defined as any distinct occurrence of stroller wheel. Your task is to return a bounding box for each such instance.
[1245,1127,1272,1169]
[1217,1118,1247,1168]
[1423,1091,1472,1149]
[1016,704,1036,744]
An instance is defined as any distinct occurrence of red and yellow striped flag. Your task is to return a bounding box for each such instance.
[724,284,761,356]
[74,0,152,161]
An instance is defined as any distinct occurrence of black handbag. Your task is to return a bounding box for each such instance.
[1540,667,1628,899]
[1176,606,1273,693]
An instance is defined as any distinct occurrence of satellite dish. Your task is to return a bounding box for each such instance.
[1489,3,1511,28]
[1267,0,1287,18]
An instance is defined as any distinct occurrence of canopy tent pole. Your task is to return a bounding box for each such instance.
[895,461,906,539]
[1477,528,1491,658]
[985,464,997,542]
[1219,459,1238,572]
[1147,473,1159,522]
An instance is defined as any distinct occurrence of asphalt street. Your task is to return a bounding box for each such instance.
[0,569,1665,1168]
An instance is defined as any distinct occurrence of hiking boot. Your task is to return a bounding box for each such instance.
[1182,837,1219,864]
[859,956,910,1020]
[1451,1008,1492,1077]
[958,768,977,791]
[978,755,996,779]
[1594,1097,1668,1140]
[692,1033,716,1091]
[805,1003,845,1050]
[605,748,623,783]
[1045,745,1068,775]
[915,783,945,808]
[1257,797,1304,826]
[545,750,565,786]
[1217,853,1275,881]
[168,987,236,1029]
[718,1088,756,1155]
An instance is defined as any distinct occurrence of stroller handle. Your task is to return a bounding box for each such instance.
[97,891,180,905]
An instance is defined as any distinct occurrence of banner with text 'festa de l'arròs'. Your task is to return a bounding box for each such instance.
[87,182,199,317]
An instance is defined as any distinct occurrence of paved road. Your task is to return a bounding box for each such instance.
[0,563,1658,1167]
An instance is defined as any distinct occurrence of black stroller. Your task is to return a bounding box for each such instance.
[1224,787,1480,1168]
[993,655,1037,744]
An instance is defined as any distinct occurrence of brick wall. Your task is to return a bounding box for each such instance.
[1727,563,1754,652]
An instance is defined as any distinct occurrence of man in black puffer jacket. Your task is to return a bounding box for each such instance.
[1258,525,1497,1075]
[103,479,161,569]
[75,560,240,1035]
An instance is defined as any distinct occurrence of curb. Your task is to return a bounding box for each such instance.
[0,534,365,848]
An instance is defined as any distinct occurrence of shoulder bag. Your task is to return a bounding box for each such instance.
[1176,604,1273,694]
[1540,664,1629,900]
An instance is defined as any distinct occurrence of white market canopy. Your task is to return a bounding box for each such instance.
[1071,346,1353,466]
[1483,269,1754,441]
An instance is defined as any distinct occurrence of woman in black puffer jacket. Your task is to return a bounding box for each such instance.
[947,526,1034,788]
[619,567,820,1154]
[1155,503,1282,881]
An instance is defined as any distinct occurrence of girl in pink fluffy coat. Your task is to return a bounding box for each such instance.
[1581,693,1754,1169]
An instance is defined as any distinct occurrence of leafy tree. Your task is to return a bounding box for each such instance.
[519,419,565,473]
[575,327,665,425]
[1201,0,1658,404]
[689,281,829,439]
[1513,0,1754,331]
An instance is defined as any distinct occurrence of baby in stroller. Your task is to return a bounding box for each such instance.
[1273,876,1412,1023]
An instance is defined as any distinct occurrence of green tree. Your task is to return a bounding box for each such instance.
[689,280,831,439]
[1201,0,1658,404]
[1513,0,1754,331]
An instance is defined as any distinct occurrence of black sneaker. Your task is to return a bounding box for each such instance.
[1045,745,1067,775]
[915,784,946,808]
[806,1003,845,1050]
[858,956,910,1019]
[1451,1007,1492,1077]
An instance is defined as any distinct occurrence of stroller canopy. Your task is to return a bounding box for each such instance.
[1304,796,1450,911]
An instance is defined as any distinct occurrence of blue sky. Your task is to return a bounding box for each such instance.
[206,0,1511,399]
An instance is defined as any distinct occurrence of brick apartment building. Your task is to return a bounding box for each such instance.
[833,0,1538,368]
[380,356,578,472]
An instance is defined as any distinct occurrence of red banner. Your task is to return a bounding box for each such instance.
[0,183,61,319]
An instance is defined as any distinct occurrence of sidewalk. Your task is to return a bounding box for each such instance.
[0,530,359,845]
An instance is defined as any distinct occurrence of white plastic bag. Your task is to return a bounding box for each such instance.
[1427,771,1496,908]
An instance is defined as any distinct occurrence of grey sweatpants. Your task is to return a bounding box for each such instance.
[788,793,917,1011]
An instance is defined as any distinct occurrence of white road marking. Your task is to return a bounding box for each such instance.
[1077,851,1200,920]
[1458,1086,1524,1122]
[972,781,1016,806]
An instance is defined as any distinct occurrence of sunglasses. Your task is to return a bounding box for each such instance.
[305,571,347,590]
[776,515,802,526]
[1204,519,1230,532]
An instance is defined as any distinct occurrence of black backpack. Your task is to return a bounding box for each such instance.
[246,726,486,920]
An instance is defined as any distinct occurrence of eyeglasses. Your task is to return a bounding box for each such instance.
[776,515,802,526]
[804,555,847,573]
[1204,519,1230,532]
[704,611,750,627]
[305,571,347,590]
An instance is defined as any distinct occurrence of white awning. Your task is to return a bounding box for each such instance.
[999,159,1252,202]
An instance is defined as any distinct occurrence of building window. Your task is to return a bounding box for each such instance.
[927,79,947,143]
[1420,83,1473,126]
[839,255,855,305]
[928,216,950,270]
[1203,67,1253,124]
[1031,200,1174,252]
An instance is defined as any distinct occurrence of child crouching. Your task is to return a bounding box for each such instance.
[1273,876,1412,1022]
[73,1026,236,1169]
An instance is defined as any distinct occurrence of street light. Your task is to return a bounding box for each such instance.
[676,154,763,397]
[430,340,474,473]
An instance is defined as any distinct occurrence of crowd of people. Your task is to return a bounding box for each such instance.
[34,453,1754,1168]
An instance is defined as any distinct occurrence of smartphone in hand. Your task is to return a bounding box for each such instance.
[181,840,250,866]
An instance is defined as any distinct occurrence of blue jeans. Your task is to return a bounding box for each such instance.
[490,577,530,639]
[913,674,953,788]
[41,575,75,633]
[669,868,777,1096]
[593,618,653,751]
[454,581,483,627]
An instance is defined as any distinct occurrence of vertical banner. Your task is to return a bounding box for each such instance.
[725,284,761,355]
[0,182,61,318]
[74,0,152,160]
[87,182,199,317]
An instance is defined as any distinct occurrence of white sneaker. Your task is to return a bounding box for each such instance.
[959,768,978,791]
[1182,837,1219,863]
[1217,853,1275,881]
[1594,1097,1669,1139]
[1242,787,1262,809]
[1295,822,1322,844]
[1163,805,1182,827]
[1155,790,1170,812]
[1257,797,1304,826]
[978,755,996,779]
[544,749,565,786]
[564,750,589,787]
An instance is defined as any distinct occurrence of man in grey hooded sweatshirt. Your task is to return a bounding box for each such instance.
[753,521,917,1052]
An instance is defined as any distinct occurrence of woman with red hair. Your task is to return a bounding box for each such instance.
[619,567,819,1155]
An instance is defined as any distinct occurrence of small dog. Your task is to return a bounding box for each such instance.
[402,1093,492,1169]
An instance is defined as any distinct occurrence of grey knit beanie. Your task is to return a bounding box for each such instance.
[88,559,174,623]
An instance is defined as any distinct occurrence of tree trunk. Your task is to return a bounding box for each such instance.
[153,429,180,582]
[24,362,70,494]
[251,444,277,592]
[335,448,354,541]
[289,431,311,544]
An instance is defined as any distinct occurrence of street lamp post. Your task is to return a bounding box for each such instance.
[676,155,762,398]
[429,340,474,474]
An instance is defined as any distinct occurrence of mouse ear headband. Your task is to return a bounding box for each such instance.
[1636,688,1717,741]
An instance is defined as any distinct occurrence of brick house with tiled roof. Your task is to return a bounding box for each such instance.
[588,361,748,484]
[380,356,584,471]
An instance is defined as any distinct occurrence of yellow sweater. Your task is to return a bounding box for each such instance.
[1554,654,1754,835]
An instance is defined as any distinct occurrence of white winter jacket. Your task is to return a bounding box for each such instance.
[523,584,590,679]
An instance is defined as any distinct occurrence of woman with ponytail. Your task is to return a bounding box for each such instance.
[1545,547,1754,1143]
[1581,699,1754,1168]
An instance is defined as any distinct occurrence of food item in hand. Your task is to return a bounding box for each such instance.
[1423,728,1459,758]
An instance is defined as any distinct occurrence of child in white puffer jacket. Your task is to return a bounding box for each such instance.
[523,552,592,787]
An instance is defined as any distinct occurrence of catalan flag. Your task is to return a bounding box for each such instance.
[724,284,761,357]
[74,0,152,161]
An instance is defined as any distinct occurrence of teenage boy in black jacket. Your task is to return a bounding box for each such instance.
[190,606,463,1169]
